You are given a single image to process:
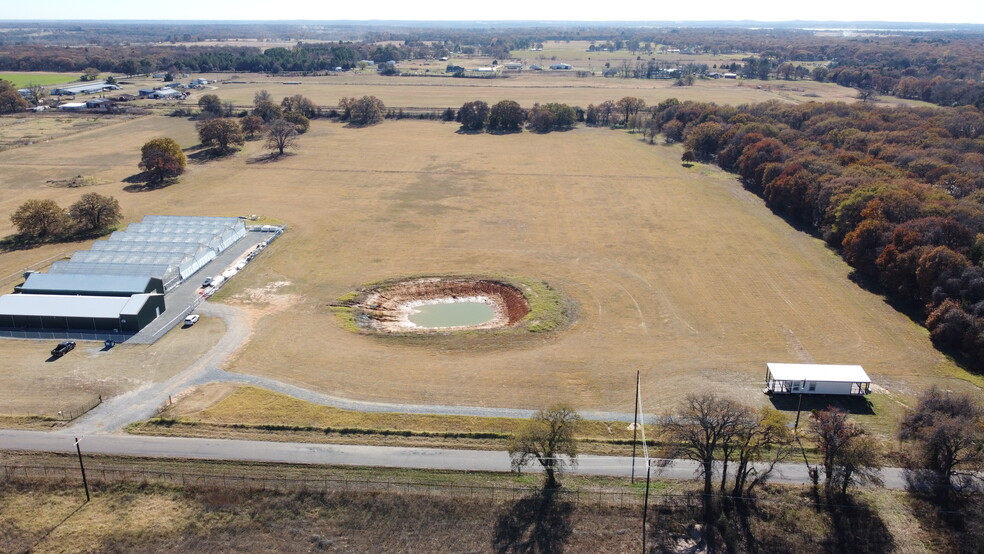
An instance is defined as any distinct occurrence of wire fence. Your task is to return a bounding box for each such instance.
[0,394,102,422]
[0,463,667,508]
[0,251,70,291]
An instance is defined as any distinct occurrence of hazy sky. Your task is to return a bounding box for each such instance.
[3,0,983,24]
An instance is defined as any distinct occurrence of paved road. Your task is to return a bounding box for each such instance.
[0,429,911,488]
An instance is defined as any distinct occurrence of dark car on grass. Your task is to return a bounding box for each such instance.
[51,341,76,357]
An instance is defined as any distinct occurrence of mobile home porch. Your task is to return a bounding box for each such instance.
[765,363,871,396]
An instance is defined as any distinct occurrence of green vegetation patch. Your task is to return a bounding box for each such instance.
[140,385,635,442]
[0,73,78,88]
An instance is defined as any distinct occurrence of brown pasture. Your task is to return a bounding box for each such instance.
[0,101,975,431]
[159,71,921,110]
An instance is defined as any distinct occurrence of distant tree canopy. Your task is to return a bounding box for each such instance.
[281,94,318,119]
[0,26,981,107]
[283,111,310,134]
[197,93,223,117]
[527,103,576,133]
[0,79,29,114]
[457,100,489,132]
[252,89,283,122]
[68,193,122,232]
[197,118,245,152]
[139,137,186,182]
[10,199,69,238]
[641,98,984,369]
[239,114,265,139]
[488,100,525,132]
[348,95,385,126]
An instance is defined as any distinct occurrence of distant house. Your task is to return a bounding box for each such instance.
[549,63,572,70]
[708,72,723,79]
[723,73,738,79]
[472,67,497,73]
[765,363,872,396]
[530,64,542,71]
[57,102,88,112]
[503,62,523,70]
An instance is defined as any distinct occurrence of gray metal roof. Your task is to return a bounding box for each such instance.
[21,273,156,294]
[0,294,131,319]
[121,293,159,315]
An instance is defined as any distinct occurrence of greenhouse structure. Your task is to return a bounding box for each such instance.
[0,215,247,335]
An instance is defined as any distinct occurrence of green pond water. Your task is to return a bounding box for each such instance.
[409,301,495,328]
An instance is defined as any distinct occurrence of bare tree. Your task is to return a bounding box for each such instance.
[265,119,298,155]
[509,403,581,489]
[809,408,882,499]
[659,393,750,529]
[899,387,984,502]
[25,83,47,106]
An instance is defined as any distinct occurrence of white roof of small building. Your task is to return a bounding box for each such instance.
[767,363,870,383]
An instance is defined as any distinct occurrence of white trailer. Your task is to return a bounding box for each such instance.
[765,363,871,396]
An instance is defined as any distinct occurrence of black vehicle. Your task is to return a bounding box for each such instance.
[51,341,76,357]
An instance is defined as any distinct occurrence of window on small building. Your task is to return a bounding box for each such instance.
[809,382,816,391]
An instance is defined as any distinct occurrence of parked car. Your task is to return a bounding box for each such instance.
[202,277,213,287]
[184,314,200,326]
[51,341,76,357]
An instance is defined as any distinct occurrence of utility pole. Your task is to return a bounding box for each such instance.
[794,392,805,429]
[631,370,640,483]
[74,436,90,502]
[642,459,652,554]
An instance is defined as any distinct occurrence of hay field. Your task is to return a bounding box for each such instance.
[0,114,975,428]
[179,72,904,109]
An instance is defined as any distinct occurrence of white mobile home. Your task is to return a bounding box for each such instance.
[765,363,871,396]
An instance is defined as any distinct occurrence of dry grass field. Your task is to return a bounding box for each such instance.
[0,85,976,432]
[173,71,914,109]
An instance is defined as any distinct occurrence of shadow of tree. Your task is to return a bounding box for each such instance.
[186,147,239,164]
[825,496,895,554]
[122,176,179,193]
[492,491,574,554]
[246,152,295,164]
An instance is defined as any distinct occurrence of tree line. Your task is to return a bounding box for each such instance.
[642,98,984,370]
[8,193,122,242]
[514,387,983,552]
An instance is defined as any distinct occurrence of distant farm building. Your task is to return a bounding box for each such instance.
[143,88,185,99]
[549,63,573,70]
[50,81,121,95]
[503,62,523,70]
[0,215,246,336]
[765,363,872,396]
[57,102,88,112]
